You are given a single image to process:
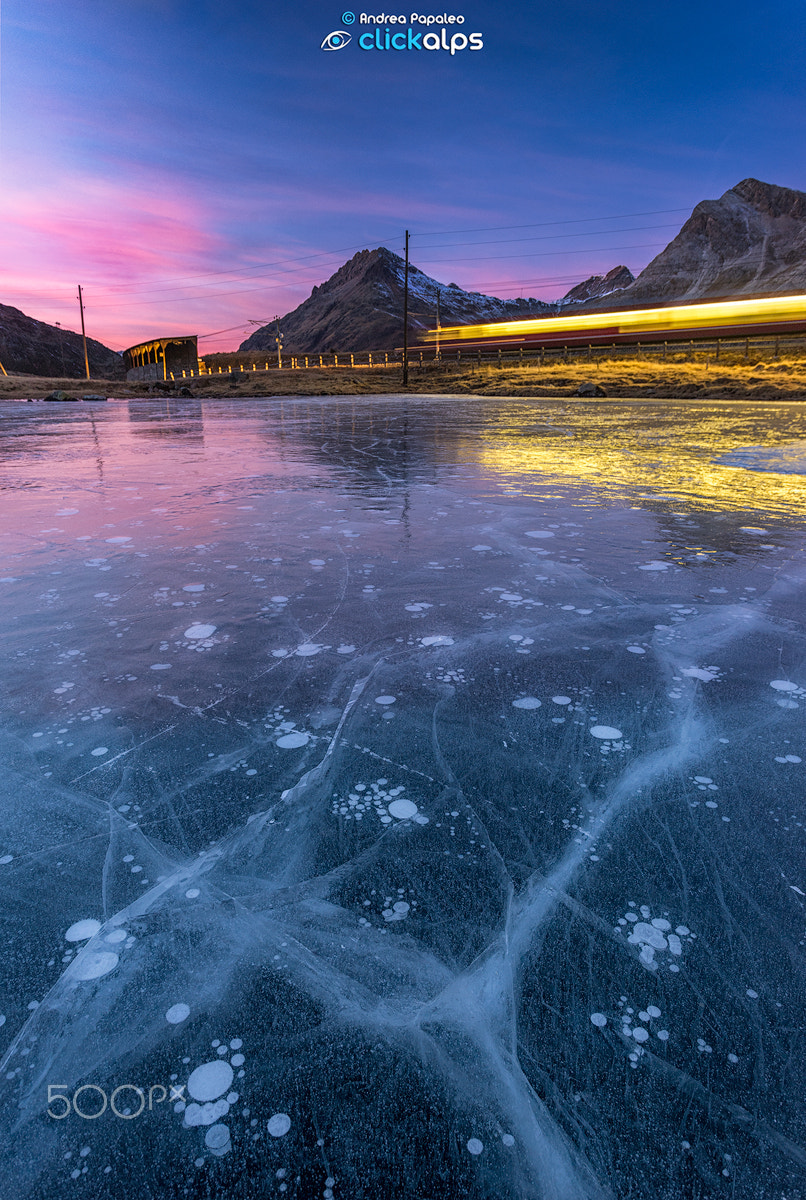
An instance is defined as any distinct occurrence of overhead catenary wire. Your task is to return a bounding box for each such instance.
[64,206,697,306]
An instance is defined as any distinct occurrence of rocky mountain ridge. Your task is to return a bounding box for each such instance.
[0,304,121,378]
[590,178,806,308]
[240,248,556,356]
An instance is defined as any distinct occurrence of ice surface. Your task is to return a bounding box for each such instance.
[0,395,805,1199]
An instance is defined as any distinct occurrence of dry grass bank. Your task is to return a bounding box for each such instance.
[2,354,806,402]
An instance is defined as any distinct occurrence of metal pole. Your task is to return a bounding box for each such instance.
[435,288,441,362]
[275,316,282,369]
[402,230,409,387]
[77,285,90,379]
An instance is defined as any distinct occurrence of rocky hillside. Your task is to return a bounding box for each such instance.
[559,265,634,306]
[600,179,806,307]
[0,304,122,377]
[239,248,553,355]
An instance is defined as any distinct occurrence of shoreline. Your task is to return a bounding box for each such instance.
[2,357,806,402]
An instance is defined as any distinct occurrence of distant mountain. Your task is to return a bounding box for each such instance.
[559,265,634,306]
[240,179,806,354]
[0,304,122,377]
[239,248,553,355]
[599,179,806,307]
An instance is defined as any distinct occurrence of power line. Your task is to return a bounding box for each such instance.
[414,207,691,237]
[416,241,668,266]
[410,222,680,252]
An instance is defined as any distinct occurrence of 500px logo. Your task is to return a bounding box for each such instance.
[323,12,483,53]
[47,1082,185,1120]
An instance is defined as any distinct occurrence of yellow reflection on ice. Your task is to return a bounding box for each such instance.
[453,403,806,516]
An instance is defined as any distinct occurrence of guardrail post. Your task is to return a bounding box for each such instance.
[663,341,667,360]
[716,339,720,361]
[775,337,780,359]
[744,339,748,359]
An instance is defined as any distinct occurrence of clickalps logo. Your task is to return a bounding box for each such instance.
[321,12,483,54]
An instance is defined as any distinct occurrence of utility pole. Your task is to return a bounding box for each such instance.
[402,230,409,387]
[77,285,90,379]
[435,288,441,362]
[275,315,283,369]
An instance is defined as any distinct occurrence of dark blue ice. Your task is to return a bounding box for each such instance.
[0,395,805,1199]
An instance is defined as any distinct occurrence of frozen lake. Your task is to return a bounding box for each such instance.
[1,394,805,1199]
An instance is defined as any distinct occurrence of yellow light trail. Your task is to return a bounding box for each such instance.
[423,293,806,344]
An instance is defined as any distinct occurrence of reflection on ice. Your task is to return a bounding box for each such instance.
[0,396,805,1198]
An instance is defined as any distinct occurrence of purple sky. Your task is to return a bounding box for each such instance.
[2,0,804,351]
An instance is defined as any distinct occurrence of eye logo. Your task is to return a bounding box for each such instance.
[321,30,351,50]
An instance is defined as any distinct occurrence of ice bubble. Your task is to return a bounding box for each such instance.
[525,530,554,538]
[746,988,759,999]
[185,888,200,898]
[337,644,355,654]
[65,919,102,942]
[472,544,492,551]
[185,1101,228,1127]
[637,560,670,571]
[296,643,325,656]
[271,596,288,604]
[276,731,309,749]
[770,680,799,692]
[626,645,646,654]
[90,746,109,756]
[0,855,13,865]
[388,798,418,820]
[499,593,523,602]
[589,726,622,739]
[70,951,119,980]
[632,1027,650,1043]
[551,696,572,705]
[590,1013,607,1027]
[466,1138,484,1155]
[267,1113,291,1137]
[150,663,172,670]
[646,1005,661,1018]
[187,1061,234,1102]
[166,1003,191,1024]
[629,922,667,949]
[374,696,396,705]
[185,624,216,639]
[104,929,127,944]
[501,1133,515,1146]
[512,697,541,709]
[421,635,454,646]
[681,667,719,682]
[105,536,132,544]
[183,584,205,592]
[205,1124,231,1154]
